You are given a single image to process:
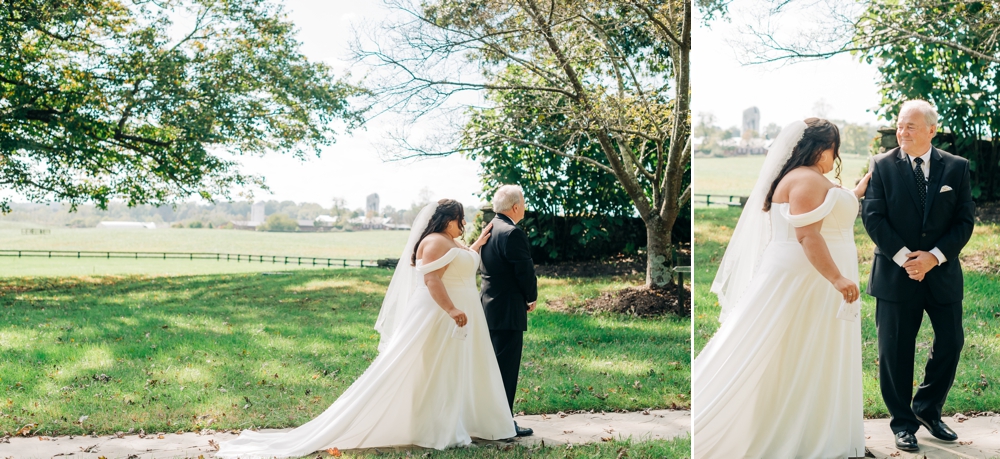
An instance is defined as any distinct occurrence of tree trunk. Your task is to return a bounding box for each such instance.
[646,216,672,290]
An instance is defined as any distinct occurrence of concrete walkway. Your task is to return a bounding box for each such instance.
[0,409,690,459]
[864,415,1000,459]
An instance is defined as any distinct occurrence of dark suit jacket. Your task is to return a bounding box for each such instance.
[479,214,537,331]
[861,147,975,304]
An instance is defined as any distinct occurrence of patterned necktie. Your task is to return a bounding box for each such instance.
[914,156,926,213]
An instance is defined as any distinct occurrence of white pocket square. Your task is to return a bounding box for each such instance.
[940,185,953,193]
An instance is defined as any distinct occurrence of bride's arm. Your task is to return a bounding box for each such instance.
[420,237,468,327]
[469,222,493,253]
[791,177,860,303]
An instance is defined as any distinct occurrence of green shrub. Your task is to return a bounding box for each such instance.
[258,213,299,232]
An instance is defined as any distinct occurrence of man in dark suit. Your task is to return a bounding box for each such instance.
[862,100,976,452]
[480,185,537,437]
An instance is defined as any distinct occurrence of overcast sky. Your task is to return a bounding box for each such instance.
[692,3,884,131]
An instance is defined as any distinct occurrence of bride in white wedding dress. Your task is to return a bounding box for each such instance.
[693,119,871,458]
[217,199,515,458]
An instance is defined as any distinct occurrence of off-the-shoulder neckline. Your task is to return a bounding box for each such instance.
[772,186,850,207]
[416,246,471,264]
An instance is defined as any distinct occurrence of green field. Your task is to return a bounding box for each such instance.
[694,206,1000,417]
[301,436,691,458]
[693,155,870,203]
[1,221,410,277]
[0,269,689,435]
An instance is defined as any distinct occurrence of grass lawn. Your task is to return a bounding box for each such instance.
[0,222,410,277]
[0,268,690,438]
[291,436,691,458]
[694,206,1000,418]
[693,155,869,202]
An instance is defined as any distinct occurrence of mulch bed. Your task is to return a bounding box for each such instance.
[586,285,691,317]
[537,250,692,318]
[548,285,691,318]
[977,201,1000,224]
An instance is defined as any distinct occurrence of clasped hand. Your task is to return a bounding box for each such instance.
[833,277,859,303]
[903,251,937,281]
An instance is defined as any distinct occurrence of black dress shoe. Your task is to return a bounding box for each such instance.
[514,421,533,437]
[894,431,918,451]
[915,414,958,441]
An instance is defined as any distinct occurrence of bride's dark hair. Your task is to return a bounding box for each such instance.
[763,118,842,212]
[412,199,466,266]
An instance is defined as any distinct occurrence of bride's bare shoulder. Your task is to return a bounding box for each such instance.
[774,168,834,206]
[416,233,454,261]
[786,169,835,213]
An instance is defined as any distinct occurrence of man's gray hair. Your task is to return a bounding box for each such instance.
[900,99,939,127]
[492,185,524,212]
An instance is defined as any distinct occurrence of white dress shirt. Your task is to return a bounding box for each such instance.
[893,146,947,267]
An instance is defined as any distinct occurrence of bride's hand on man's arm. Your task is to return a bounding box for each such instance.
[852,171,873,199]
[470,223,493,253]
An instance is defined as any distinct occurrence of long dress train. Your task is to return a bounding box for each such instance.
[693,187,865,458]
[217,248,515,458]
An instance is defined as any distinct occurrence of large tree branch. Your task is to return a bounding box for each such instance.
[627,1,683,47]
[887,25,1000,63]
[495,134,616,174]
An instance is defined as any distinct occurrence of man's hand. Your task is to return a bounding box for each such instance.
[903,251,938,280]
[527,301,536,312]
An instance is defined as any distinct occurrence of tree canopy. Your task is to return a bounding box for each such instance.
[356,0,691,288]
[0,0,360,213]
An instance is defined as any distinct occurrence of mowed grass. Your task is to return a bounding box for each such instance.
[289,436,691,459]
[0,269,690,437]
[693,155,869,201]
[693,206,1000,417]
[0,224,410,276]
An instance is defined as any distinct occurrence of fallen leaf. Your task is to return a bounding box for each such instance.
[327,447,342,457]
[601,436,613,442]
[208,439,220,451]
[563,430,573,434]
[959,440,973,445]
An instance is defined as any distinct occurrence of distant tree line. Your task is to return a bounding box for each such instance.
[694,112,878,158]
[0,198,462,230]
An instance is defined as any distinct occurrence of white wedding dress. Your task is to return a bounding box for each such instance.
[216,247,515,458]
[694,186,865,458]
